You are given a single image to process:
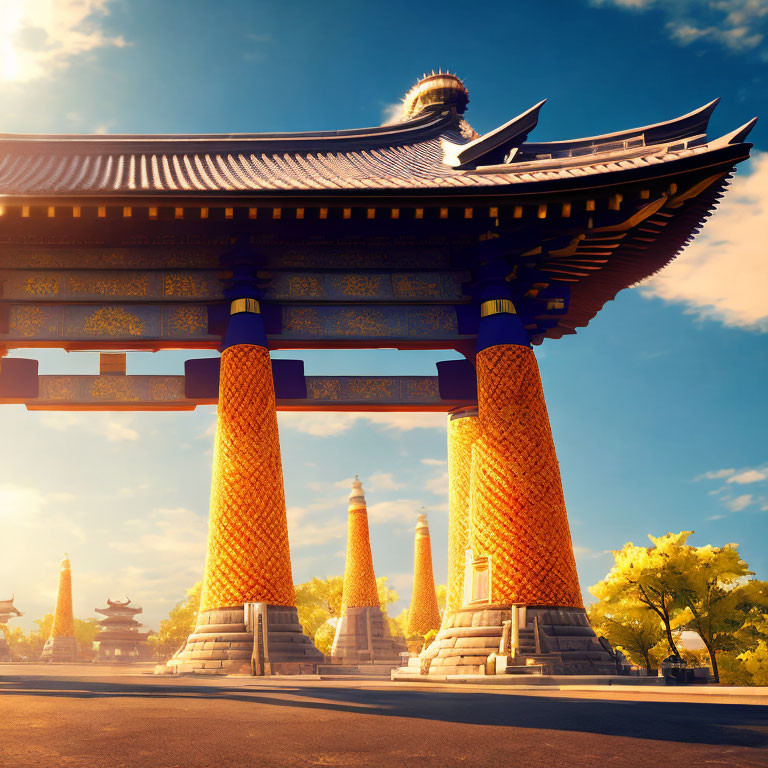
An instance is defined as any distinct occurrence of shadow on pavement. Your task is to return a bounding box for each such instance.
[1,675,767,749]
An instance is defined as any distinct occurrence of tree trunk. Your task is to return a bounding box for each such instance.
[663,621,680,658]
[642,653,653,675]
[702,639,719,683]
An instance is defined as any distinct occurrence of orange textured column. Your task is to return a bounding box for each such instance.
[470,344,582,607]
[445,409,481,615]
[41,554,77,661]
[199,344,295,612]
[340,476,380,613]
[406,513,441,636]
[51,555,75,638]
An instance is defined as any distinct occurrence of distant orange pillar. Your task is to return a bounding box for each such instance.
[340,476,380,613]
[332,476,403,662]
[406,513,441,637]
[445,408,480,615]
[41,554,77,661]
[470,344,582,607]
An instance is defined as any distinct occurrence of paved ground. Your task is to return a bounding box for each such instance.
[1,664,767,767]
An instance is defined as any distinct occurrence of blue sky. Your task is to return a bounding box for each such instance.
[1,0,766,631]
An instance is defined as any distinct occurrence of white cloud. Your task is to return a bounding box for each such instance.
[381,102,403,125]
[697,468,736,481]
[387,571,413,595]
[727,469,767,484]
[118,483,150,498]
[366,498,422,525]
[421,458,447,467]
[37,411,140,442]
[109,507,207,557]
[640,153,768,330]
[573,545,611,560]
[726,494,753,512]
[278,411,446,437]
[590,0,768,52]
[368,472,404,492]
[708,514,727,520]
[0,0,129,84]
[425,472,448,496]
[286,505,347,548]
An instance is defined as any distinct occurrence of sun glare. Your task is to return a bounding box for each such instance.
[0,4,22,82]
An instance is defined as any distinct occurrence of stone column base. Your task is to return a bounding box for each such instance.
[40,636,78,662]
[168,605,322,675]
[330,605,406,664]
[420,604,624,676]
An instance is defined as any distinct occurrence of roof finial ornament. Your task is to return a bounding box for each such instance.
[399,71,469,122]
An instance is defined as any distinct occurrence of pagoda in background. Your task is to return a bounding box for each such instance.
[0,597,22,662]
[95,599,152,662]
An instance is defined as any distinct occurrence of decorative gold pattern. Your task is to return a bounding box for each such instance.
[199,345,296,612]
[151,377,186,401]
[409,307,454,333]
[405,377,441,401]
[83,307,145,337]
[446,412,481,614]
[50,556,74,639]
[25,276,59,296]
[470,345,582,608]
[480,299,516,317]
[308,378,343,402]
[38,376,76,401]
[163,273,209,297]
[335,309,391,336]
[340,479,380,612]
[230,298,260,315]
[91,377,140,401]
[284,307,321,334]
[406,515,441,636]
[167,306,207,336]
[287,275,323,297]
[9,306,47,337]
[336,275,383,297]
[392,274,440,299]
[346,378,393,401]
[69,274,148,296]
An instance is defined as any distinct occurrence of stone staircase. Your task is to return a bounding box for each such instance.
[396,604,623,679]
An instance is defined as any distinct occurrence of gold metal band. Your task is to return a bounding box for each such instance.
[480,299,516,317]
[230,298,261,315]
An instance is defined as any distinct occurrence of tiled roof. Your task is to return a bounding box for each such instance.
[0,104,755,196]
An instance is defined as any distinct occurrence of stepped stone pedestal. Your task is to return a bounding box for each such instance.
[169,605,323,675]
[331,605,405,664]
[417,604,622,677]
[41,636,78,662]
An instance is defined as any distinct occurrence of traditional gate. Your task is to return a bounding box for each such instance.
[0,74,755,674]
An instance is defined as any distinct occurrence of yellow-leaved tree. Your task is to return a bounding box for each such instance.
[590,532,768,683]
[295,575,400,656]
[587,600,665,673]
[7,614,101,660]
[148,581,201,660]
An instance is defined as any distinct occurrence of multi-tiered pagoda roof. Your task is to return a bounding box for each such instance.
[0,73,754,350]
[0,597,22,624]
[95,599,149,643]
